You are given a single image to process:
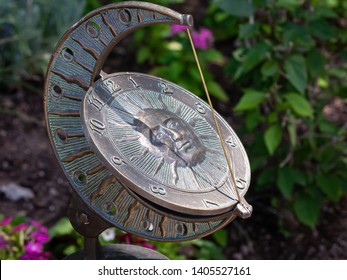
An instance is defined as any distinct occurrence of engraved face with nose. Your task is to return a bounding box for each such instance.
[135,109,206,167]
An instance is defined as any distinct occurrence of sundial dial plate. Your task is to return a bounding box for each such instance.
[82,72,251,216]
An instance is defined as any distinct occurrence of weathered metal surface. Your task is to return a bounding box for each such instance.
[44,1,252,245]
[82,72,251,216]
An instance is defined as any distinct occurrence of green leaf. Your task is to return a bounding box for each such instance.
[264,124,282,155]
[208,81,229,101]
[316,174,343,202]
[294,192,321,227]
[287,122,297,147]
[309,19,336,40]
[234,89,267,111]
[212,229,228,247]
[239,23,258,39]
[284,93,313,117]
[284,54,308,94]
[213,0,255,17]
[307,50,325,78]
[241,42,269,73]
[276,0,300,9]
[136,47,151,64]
[261,60,279,77]
[277,167,294,199]
[49,217,74,237]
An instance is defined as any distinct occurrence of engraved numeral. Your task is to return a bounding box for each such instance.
[158,82,173,94]
[202,199,219,208]
[236,178,247,190]
[90,118,106,135]
[103,79,121,93]
[112,156,125,165]
[226,135,237,147]
[150,185,166,195]
[129,76,140,88]
[88,93,104,110]
[195,102,206,114]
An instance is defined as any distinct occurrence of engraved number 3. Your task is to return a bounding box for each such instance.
[150,185,166,195]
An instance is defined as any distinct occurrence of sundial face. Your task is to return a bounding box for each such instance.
[44,2,252,242]
[82,72,250,216]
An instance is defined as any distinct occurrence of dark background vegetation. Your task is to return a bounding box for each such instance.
[1,0,346,259]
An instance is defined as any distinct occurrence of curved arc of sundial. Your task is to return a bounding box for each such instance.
[44,2,237,242]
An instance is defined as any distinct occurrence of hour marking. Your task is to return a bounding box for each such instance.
[103,79,121,93]
[226,135,237,147]
[90,175,117,203]
[88,92,104,110]
[90,118,106,135]
[236,178,247,190]
[202,199,219,208]
[128,76,140,88]
[62,148,94,162]
[158,82,173,94]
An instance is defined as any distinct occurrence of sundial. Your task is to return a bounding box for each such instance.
[44,1,252,259]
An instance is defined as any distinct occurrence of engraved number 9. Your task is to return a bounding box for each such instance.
[150,185,166,195]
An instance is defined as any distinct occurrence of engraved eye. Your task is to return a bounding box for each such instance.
[156,132,163,139]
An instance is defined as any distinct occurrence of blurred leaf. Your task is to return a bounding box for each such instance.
[49,218,74,237]
[284,54,308,94]
[309,19,336,40]
[307,50,325,78]
[317,174,344,202]
[191,239,225,260]
[239,23,258,39]
[293,192,321,227]
[277,167,294,198]
[234,89,267,111]
[213,0,255,17]
[276,0,300,9]
[261,60,279,77]
[245,110,263,130]
[282,23,313,46]
[208,81,229,101]
[284,93,313,117]
[235,43,269,79]
[136,47,151,64]
[287,121,297,147]
[256,166,276,190]
[212,229,228,247]
[264,124,282,155]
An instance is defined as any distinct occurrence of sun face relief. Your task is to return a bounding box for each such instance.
[135,108,207,168]
[82,72,250,216]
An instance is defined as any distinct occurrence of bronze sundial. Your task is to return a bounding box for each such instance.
[44,1,252,259]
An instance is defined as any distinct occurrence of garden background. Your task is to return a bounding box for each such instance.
[0,0,346,259]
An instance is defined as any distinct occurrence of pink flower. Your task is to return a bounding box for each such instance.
[19,252,51,260]
[191,27,214,49]
[142,241,156,250]
[0,217,12,226]
[31,230,50,244]
[171,24,187,35]
[25,242,42,253]
[0,235,6,248]
[12,223,27,232]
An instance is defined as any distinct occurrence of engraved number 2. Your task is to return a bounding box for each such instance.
[150,185,166,195]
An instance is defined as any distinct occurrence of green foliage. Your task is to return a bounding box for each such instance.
[215,0,347,227]
[132,24,228,101]
[0,0,86,90]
